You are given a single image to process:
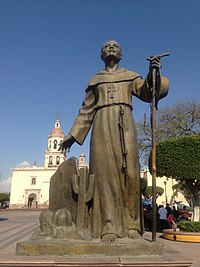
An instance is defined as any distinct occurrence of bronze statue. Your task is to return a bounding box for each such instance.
[59,40,169,242]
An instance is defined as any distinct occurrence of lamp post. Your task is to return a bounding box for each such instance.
[164,181,167,205]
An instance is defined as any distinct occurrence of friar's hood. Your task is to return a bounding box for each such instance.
[87,68,141,90]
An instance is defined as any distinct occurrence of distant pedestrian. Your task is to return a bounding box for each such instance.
[179,211,190,221]
[143,207,148,230]
[172,206,180,221]
[165,203,172,217]
[158,205,170,231]
[146,204,153,231]
[167,212,177,229]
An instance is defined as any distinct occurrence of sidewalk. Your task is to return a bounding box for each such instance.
[0,209,199,266]
[143,231,200,267]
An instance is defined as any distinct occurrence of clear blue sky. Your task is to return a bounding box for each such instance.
[0,0,200,191]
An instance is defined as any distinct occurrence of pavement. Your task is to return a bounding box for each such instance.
[0,209,199,266]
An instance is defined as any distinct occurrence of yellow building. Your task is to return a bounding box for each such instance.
[141,170,189,208]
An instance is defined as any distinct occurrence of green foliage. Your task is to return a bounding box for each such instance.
[143,186,164,198]
[0,193,10,202]
[144,100,200,220]
[140,178,147,193]
[177,221,200,232]
[149,135,200,180]
[137,98,200,168]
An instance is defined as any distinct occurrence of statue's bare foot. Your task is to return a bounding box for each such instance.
[127,229,142,239]
[101,233,117,242]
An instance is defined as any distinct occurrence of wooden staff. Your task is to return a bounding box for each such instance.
[147,53,169,241]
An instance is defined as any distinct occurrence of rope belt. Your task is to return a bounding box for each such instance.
[96,103,133,111]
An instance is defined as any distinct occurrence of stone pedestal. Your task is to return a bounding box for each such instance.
[16,238,163,257]
[12,238,194,267]
[0,254,194,267]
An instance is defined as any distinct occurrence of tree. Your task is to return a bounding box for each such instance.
[138,99,200,220]
[140,178,164,199]
[143,186,164,199]
[149,136,200,221]
[156,98,200,138]
[0,193,10,208]
[0,193,10,202]
[137,98,200,167]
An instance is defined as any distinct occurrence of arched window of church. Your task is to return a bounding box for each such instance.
[56,156,60,165]
[54,140,57,149]
[31,177,36,185]
[49,156,53,165]
[49,140,51,149]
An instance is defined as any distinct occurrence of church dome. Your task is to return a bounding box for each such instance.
[50,119,64,137]
[50,128,64,137]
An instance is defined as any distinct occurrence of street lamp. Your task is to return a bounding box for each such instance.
[164,181,167,205]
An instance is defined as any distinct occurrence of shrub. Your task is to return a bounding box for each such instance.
[177,221,200,232]
[0,193,10,202]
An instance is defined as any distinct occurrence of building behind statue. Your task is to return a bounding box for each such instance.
[9,119,88,209]
[9,118,188,209]
[140,170,188,208]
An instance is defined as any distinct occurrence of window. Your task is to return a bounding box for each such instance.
[53,140,57,149]
[49,156,53,165]
[56,156,60,165]
[31,177,36,185]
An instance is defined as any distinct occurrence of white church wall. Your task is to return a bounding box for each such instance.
[9,167,56,208]
[9,119,65,209]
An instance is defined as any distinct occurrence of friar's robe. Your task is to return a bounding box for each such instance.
[69,68,169,238]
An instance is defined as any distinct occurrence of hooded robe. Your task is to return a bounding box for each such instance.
[69,68,169,238]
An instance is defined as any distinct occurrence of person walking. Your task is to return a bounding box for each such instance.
[158,204,169,231]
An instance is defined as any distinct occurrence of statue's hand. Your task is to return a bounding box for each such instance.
[148,56,162,71]
[58,134,75,155]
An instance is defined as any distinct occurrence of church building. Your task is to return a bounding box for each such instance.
[9,119,87,209]
[9,118,188,210]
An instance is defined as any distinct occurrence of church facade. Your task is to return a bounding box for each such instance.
[9,119,88,209]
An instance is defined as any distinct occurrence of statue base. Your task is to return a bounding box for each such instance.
[1,238,191,267]
[0,237,190,267]
[16,237,163,257]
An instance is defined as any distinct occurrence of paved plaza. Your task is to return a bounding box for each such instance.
[0,209,199,266]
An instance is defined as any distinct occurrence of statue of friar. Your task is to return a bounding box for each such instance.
[59,40,169,242]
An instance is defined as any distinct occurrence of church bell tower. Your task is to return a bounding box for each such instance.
[44,119,65,168]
